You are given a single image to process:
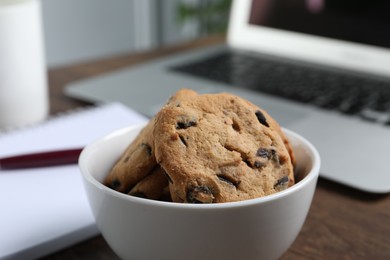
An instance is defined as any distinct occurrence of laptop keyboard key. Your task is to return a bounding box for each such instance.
[360,108,390,123]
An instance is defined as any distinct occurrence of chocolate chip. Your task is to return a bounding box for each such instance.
[217,174,240,188]
[141,143,152,156]
[244,159,266,169]
[270,149,281,165]
[255,110,269,127]
[176,120,197,129]
[256,148,278,162]
[274,176,289,190]
[186,185,214,203]
[110,179,121,190]
[257,148,270,158]
[254,161,263,168]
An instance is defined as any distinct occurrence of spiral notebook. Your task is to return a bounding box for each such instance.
[0,103,147,260]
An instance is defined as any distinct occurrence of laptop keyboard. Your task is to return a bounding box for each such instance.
[171,51,390,125]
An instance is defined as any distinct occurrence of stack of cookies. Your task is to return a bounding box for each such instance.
[104,89,295,203]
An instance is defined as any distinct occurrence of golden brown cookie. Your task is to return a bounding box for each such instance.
[104,119,157,193]
[103,89,197,196]
[154,90,295,203]
[128,165,171,201]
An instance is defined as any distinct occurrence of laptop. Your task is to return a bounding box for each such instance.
[65,0,390,193]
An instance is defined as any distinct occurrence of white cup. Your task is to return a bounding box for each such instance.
[0,0,48,129]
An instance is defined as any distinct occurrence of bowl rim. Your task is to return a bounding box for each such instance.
[79,124,321,210]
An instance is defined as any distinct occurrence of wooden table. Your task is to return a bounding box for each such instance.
[43,35,390,260]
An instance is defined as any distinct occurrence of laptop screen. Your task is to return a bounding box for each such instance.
[249,0,390,49]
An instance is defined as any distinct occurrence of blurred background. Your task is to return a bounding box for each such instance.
[41,0,232,68]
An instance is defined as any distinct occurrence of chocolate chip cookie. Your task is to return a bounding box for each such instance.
[154,90,295,203]
[128,165,171,201]
[104,119,157,193]
[103,89,197,197]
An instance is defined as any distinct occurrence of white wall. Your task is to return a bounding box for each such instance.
[40,0,199,68]
[41,0,136,68]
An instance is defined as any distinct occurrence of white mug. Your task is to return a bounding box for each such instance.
[0,0,48,129]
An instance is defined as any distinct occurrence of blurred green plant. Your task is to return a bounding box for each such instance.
[177,0,232,36]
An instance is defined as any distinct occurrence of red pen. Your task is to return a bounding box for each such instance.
[0,148,83,170]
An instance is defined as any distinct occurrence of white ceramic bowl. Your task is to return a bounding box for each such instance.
[79,123,320,260]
